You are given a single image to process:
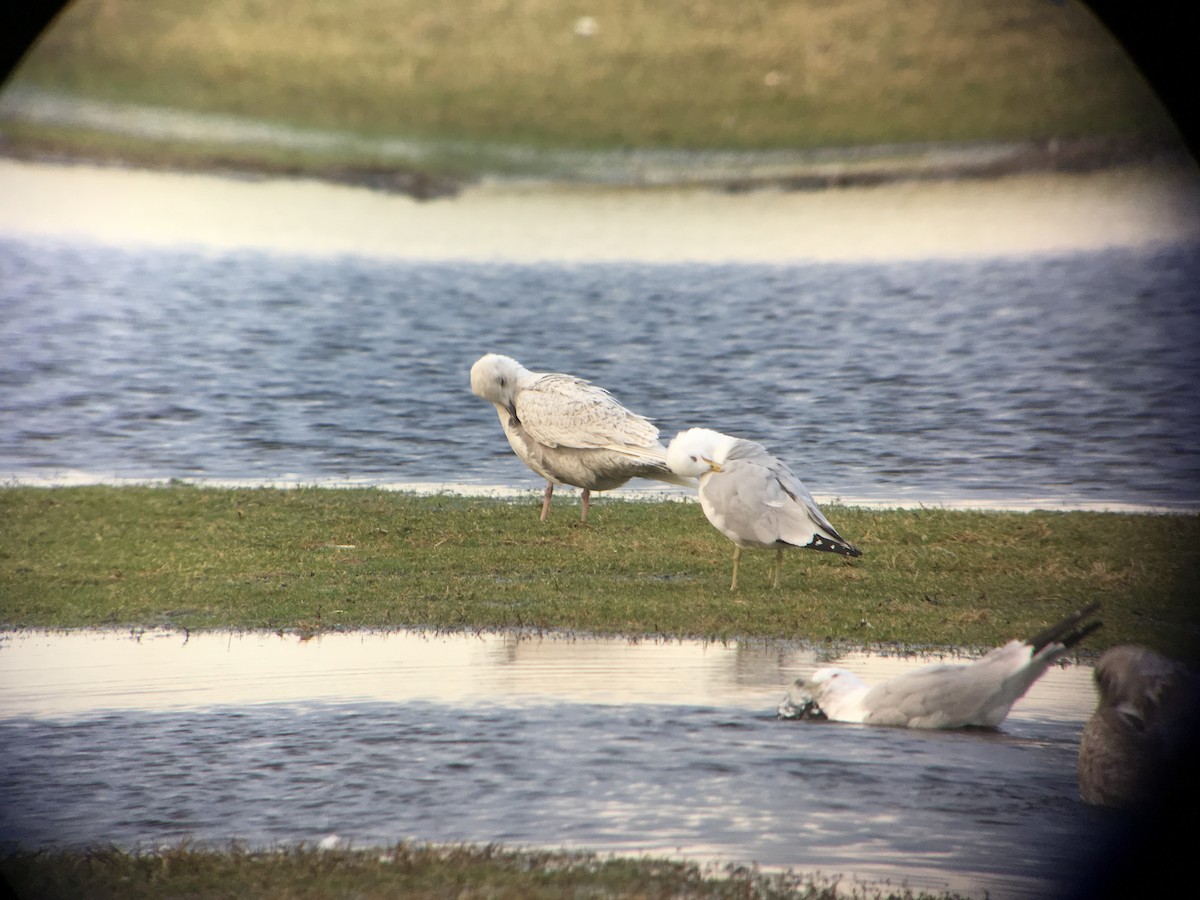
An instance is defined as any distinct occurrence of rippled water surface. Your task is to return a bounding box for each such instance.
[0,629,1122,899]
[2,235,1199,508]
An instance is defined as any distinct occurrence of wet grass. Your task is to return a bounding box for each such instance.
[3,0,1175,179]
[2,485,1196,655]
[0,842,971,900]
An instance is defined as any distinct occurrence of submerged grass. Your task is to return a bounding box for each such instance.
[0,842,970,900]
[2,485,1196,654]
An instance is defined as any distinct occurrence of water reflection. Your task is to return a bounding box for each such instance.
[0,628,1092,719]
[0,629,1107,899]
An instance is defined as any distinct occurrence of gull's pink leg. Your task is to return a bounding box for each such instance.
[580,489,591,523]
[540,482,554,521]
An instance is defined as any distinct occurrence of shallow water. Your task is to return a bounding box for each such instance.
[0,629,1121,899]
[1,235,1199,509]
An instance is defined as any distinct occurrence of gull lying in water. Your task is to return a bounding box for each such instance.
[470,353,694,522]
[778,602,1102,729]
[1078,644,1200,809]
[665,427,860,590]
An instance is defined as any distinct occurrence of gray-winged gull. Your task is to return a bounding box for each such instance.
[1078,644,1199,808]
[665,427,860,590]
[778,602,1102,728]
[470,353,695,522]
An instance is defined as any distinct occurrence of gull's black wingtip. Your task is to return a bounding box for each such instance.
[1064,618,1104,650]
[1026,600,1103,654]
[806,535,862,558]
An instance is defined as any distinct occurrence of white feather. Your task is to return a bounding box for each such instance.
[780,606,1103,729]
[470,354,694,518]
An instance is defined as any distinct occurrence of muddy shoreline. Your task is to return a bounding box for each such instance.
[1,129,1191,201]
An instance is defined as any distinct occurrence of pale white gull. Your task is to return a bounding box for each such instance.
[1077,643,1200,808]
[778,601,1102,729]
[665,427,860,590]
[470,353,694,522]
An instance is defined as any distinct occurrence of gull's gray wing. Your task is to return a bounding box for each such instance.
[862,642,1033,728]
[723,440,851,548]
[700,454,790,546]
[861,664,1000,727]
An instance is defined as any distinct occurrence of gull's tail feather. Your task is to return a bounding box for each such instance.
[616,443,700,489]
[653,467,701,489]
[1026,601,1103,656]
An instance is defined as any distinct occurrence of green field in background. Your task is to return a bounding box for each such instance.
[2,0,1177,178]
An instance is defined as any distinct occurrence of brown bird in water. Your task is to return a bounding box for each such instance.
[1078,643,1199,809]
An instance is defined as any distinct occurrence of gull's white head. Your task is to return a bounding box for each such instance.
[665,427,739,478]
[804,666,869,715]
[470,353,529,408]
[779,666,867,721]
[806,666,860,690]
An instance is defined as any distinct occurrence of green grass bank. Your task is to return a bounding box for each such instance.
[1,0,1179,183]
[0,843,974,900]
[3,485,1196,655]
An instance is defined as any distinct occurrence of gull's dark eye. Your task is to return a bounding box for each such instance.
[690,455,698,462]
[499,377,507,388]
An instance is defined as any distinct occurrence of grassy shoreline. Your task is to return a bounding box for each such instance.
[0,842,974,900]
[3,485,1197,654]
[2,0,1183,195]
[1,121,1188,198]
